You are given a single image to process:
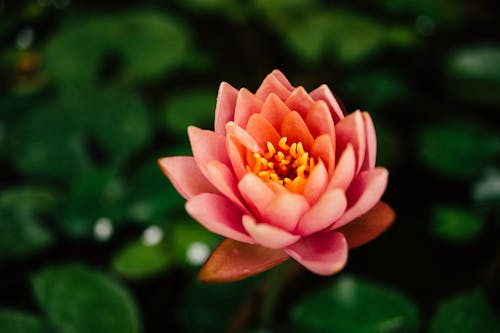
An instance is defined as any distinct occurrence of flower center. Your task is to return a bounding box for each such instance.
[246,137,316,193]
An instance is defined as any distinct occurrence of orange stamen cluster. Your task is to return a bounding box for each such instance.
[246,137,316,192]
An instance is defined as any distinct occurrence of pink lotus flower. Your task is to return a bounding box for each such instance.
[159,70,394,282]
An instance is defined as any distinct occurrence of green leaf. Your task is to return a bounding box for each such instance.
[163,89,216,136]
[61,168,124,237]
[43,12,191,84]
[32,264,140,333]
[429,290,500,333]
[431,205,485,242]
[7,102,88,179]
[285,11,400,65]
[291,275,420,333]
[0,309,52,333]
[446,45,500,106]
[112,240,171,279]
[84,89,151,160]
[417,123,500,179]
[0,187,57,259]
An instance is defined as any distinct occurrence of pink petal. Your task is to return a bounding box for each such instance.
[198,238,289,283]
[296,189,347,236]
[285,231,348,275]
[234,88,263,129]
[269,69,294,91]
[335,111,366,174]
[186,193,254,244]
[238,173,276,217]
[361,112,377,171]
[260,93,292,130]
[242,215,301,249]
[338,201,395,249]
[309,84,344,123]
[226,122,263,153]
[285,86,314,118]
[246,113,281,149]
[303,159,328,205]
[281,111,315,150]
[188,126,230,179]
[262,193,310,232]
[256,72,293,101]
[305,100,336,151]
[311,134,335,176]
[327,144,356,191]
[226,136,247,180]
[214,82,238,135]
[206,161,248,213]
[330,167,389,229]
[158,156,219,200]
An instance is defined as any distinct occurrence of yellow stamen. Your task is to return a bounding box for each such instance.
[245,137,317,193]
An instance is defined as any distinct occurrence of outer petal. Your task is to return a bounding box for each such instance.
[234,88,263,129]
[335,111,366,174]
[281,111,315,150]
[262,193,310,232]
[296,189,347,236]
[158,156,218,200]
[330,167,389,229]
[338,202,395,249]
[256,72,293,101]
[303,159,328,205]
[361,112,377,171]
[285,86,314,118]
[206,161,248,212]
[309,84,344,123]
[238,173,276,216]
[242,215,301,249]
[285,231,348,275]
[186,193,254,244]
[188,126,230,179]
[199,238,289,283]
[214,82,238,135]
[246,113,281,149]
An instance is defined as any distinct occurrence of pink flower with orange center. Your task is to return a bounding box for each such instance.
[159,70,394,282]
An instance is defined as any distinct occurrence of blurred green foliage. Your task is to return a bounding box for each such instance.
[0,0,499,332]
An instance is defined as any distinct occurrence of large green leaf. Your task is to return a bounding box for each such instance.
[417,123,500,179]
[446,45,500,105]
[32,264,140,333]
[291,275,420,333]
[0,309,52,333]
[43,12,191,84]
[0,188,56,259]
[429,291,500,333]
[7,102,89,179]
[430,205,485,242]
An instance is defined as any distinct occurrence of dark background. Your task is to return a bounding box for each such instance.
[0,1,499,332]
